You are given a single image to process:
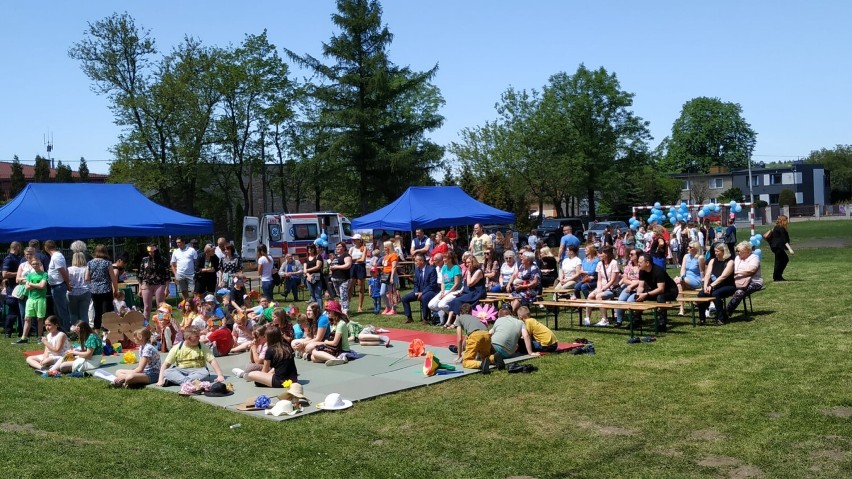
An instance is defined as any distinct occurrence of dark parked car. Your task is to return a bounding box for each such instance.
[586,221,629,242]
[536,218,586,247]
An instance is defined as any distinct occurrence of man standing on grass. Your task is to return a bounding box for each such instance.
[469,223,492,265]
[44,240,72,331]
[528,228,539,251]
[557,225,581,261]
[410,229,433,262]
[170,237,197,302]
[634,253,679,331]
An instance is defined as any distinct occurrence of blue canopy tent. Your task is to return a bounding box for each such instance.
[0,183,213,242]
[351,186,515,231]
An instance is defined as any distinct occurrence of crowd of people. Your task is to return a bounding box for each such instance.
[8,214,794,386]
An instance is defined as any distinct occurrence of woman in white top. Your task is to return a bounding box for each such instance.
[554,245,582,297]
[25,316,69,371]
[256,244,274,301]
[585,246,621,327]
[347,235,368,312]
[494,251,518,293]
[67,252,92,326]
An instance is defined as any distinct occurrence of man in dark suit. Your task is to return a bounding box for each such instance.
[401,253,439,324]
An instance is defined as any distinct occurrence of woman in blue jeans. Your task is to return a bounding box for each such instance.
[698,243,737,325]
[574,245,599,298]
[303,244,324,310]
[256,244,275,301]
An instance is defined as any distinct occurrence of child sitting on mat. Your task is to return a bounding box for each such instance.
[25,315,69,372]
[113,328,160,387]
[231,325,267,379]
[229,312,255,354]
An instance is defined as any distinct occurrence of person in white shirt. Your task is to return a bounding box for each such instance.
[170,237,197,301]
[44,240,72,331]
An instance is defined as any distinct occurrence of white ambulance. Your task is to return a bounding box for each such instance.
[241,212,354,260]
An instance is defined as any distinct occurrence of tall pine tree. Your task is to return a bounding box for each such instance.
[78,157,90,182]
[10,155,26,197]
[286,0,444,214]
[33,155,51,182]
[55,160,73,182]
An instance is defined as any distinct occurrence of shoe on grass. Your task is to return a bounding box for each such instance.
[582,318,591,326]
[493,354,506,371]
[594,319,610,327]
[13,338,28,344]
[480,357,491,374]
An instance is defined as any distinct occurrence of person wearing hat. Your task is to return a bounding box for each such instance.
[308,300,350,366]
[157,326,225,386]
[139,244,170,322]
[170,237,197,302]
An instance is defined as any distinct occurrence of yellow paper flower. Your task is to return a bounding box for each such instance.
[122,352,137,364]
[283,379,293,389]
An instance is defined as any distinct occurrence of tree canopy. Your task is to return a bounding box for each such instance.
[805,145,852,202]
[286,0,444,214]
[661,96,757,174]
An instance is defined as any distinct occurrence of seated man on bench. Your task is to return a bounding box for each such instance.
[401,253,439,325]
[634,252,679,332]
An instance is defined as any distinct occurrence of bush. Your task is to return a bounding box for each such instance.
[779,189,797,206]
[718,187,744,203]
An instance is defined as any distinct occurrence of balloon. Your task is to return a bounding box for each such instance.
[676,213,683,221]
[654,202,661,209]
[320,233,328,240]
[698,210,706,218]
[313,238,322,245]
[714,203,721,212]
[730,213,736,219]
[729,200,737,208]
[734,204,743,213]
[321,239,329,248]
[754,248,762,257]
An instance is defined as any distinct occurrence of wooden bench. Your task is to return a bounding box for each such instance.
[676,295,716,326]
[534,299,678,337]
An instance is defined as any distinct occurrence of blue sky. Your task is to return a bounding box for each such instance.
[2,1,850,174]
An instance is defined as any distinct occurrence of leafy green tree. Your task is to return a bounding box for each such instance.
[10,155,26,197]
[33,155,51,182]
[805,145,852,202]
[215,31,293,214]
[662,96,757,174]
[78,157,90,182]
[55,160,73,182]
[286,0,445,214]
[779,189,797,207]
[718,186,744,203]
[70,13,223,214]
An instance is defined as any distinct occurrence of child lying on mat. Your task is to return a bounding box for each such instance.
[516,306,558,353]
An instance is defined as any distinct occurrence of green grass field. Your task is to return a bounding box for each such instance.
[2,220,850,478]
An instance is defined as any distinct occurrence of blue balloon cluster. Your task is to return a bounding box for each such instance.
[629,216,641,230]
[698,201,723,219]
[313,232,329,248]
[664,201,691,225]
[729,200,743,213]
[749,233,763,253]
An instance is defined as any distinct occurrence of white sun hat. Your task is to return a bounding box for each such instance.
[316,393,353,410]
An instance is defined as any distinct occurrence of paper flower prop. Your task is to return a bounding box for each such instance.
[254,395,272,409]
[122,352,137,364]
[247,290,261,300]
[423,352,457,377]
[282,379,293,389]
[472,303,497,325]
[225,383,234,392]
[64,351,75,362]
